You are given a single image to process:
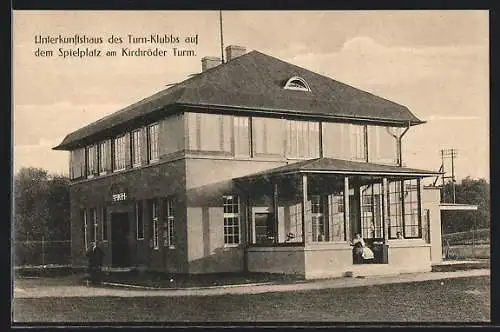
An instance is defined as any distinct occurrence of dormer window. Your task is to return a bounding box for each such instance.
[284,76,311,92]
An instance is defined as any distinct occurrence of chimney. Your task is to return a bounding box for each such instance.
[201,56,222,72]
[225,45,246,62]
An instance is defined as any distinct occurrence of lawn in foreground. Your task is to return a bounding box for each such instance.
[13,276,490,323]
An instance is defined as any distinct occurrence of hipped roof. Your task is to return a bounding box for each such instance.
[54,50,424,150]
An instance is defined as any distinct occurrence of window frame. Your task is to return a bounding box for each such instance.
[98,140,109,175]
[82,209,88,250]
[86,144,98,178]
[131,128,142,167]
[310,195,327,242]
[163,198,176,249]
[147,123,160,163]
[223,195,241,246]
[151,200,159,250]
[112,134,127,172]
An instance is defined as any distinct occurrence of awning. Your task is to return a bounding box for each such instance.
[440,203,478,211]
[233,157,442,183]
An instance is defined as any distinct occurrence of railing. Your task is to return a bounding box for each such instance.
[13,238,71,267]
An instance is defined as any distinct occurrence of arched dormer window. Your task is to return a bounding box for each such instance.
[284,76,311,92]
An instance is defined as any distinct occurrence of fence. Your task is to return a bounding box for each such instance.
[442,228,490,260]
[13,238,71,267]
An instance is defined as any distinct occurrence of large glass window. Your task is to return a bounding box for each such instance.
[327,194,345,241]
[98,141,110,174]
[252,117,285,156]
[403,179,421,238]
[147,123,159,163]
[223,195,240,245]
[151,200,159,249]
[286,120,320,158]
[360,184,384,239]
[70,148,85,179]
[113,135,127,171]
[187,113,232,153]
[350,124,366,161]
[368,126,398,164]
[234,116,250,157]
[388,181,403,239]
[131,129,142,167]
[86,145,98,177]
[163,198,175,248]
[310,195,327,242]
[91,208,98,243]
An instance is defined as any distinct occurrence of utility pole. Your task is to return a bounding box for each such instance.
[440,148,458,203]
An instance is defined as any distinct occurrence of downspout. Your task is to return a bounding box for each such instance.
[390,121,411,167]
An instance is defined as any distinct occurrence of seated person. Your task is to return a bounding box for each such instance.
[351,233,374,263]
[396,231,404,239]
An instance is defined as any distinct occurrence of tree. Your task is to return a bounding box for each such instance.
[14,167,70,241]
[441,177,490,234]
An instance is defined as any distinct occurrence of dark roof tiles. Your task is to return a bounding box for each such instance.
[54,50,423,150]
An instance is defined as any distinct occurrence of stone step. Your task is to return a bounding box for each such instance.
[344,264,401,278]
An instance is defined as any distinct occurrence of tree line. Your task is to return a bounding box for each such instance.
[14,167,70,242]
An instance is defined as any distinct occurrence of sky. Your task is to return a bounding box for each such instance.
[12,10,489,181]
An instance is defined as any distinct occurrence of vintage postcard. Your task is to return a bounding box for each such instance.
[12,10,490,325]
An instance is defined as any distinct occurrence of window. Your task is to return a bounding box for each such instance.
[82,210,88,250]
[113,135,127,171]
[86,145,98,177]
[284,76,311,92]
[367,126,398,164]
[102,207,108,241]
[403,179,421,239]
[360,184,383,239]
[252,117,285,156]
[328,194,345,241]
[311,195,327,242]
[350,124,366,161]
[151,200,159,249]
[234,116,250,157]
[163,198,175,248]
[147,123,159,162]
[98,141,110,174]
[286,120,320,158]
[388,181,403,239]
[70,148,85,179]
[131,129,142,167]
[187,113,232,153]
[90,208,98,243]
[136,201,144,240]
[223,195,240,245]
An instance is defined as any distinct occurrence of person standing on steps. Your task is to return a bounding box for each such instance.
[86,241,105,285]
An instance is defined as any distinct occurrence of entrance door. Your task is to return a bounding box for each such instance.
[111,212,130,267]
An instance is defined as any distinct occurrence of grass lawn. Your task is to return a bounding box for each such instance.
[13,276,490,323]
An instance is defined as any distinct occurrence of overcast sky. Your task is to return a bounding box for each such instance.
[13,10,489,181]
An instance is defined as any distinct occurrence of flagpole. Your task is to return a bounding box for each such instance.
[219,10,225,63]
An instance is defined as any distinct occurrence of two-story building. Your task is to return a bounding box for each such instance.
[53,45,443,279]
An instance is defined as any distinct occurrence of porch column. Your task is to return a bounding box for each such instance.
[301,174,308,244]
[273,182,279,244]
[417,177,423,238]
[343,176,350,242]
[382,177,389,241]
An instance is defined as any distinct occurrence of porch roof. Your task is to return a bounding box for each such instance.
[233,158,442,183]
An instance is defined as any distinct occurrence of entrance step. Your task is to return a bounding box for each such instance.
[344,264,400,278]
[103,267,134,273]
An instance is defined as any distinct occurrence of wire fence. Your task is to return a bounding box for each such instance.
[442,228,490,260]
[13,238,71,267]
